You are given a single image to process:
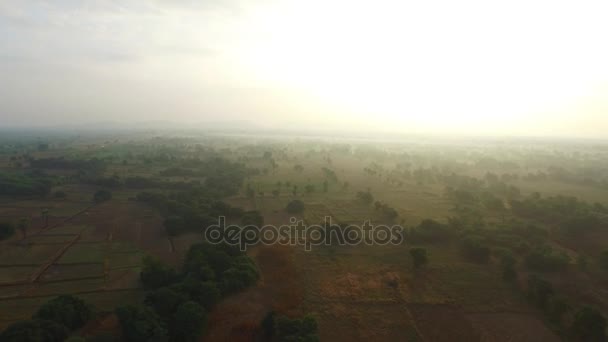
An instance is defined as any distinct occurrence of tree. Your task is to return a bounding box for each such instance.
[599,250,608,271]
[173,280,220,310]
[144,287,187,319]
[115,305,168,342]
[141,256,177,290]
[18,218,29,239]
[294,164,304,173]
[0,221,15,240]
[54,191,67,199]
[261,311,276,339]
[461,237,490,263]
[242,210,264,227]
[170,301,207,342]
[34,295,92,331]
[305,184,315,194]
[41,208,50,228]
[356,191,373,205]
[527,275,554,310]
[0,319,69,342]
[571,307,606,342]
[500,252,517,283]
[164,216,185,237]
[410,247,428,269]
[93,189,112,203]
[322,180,328,193]
[286,200,305,214]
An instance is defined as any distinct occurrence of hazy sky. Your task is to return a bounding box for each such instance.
[1,0,607,137]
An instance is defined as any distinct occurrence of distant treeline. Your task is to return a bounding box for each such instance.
[0,172,52,197]
[29,157,105,171]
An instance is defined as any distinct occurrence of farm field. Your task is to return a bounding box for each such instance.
[0,133,608,341]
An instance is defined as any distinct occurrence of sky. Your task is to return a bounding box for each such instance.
[1,0,607,137]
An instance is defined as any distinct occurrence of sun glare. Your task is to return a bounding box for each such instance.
[228,0,608,133]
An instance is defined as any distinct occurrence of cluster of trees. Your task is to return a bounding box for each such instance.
[137,189,244,237]
[524,247,570,272]
[0,172,53,197]
[29,157,105,172]
[510,194,607,235]
[120,243,259,342]
[0,295,92,341]
[527,275,606,341]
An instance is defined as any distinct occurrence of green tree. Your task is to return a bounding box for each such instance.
[599,250,608,271]
[0,319,69,342]
[34,295,92,331]
[18,218,29,239]
[571,307,606,342]
[141,256,177,290]
[275,315,319,342]
[410,247,428,269]
[286,200,305,214]
[115,305,168,342]
[144,287,187,319]
[0,221,15,240]
[172,280,221,310]
[527,275,554,310]
[41,208,50,228]
[356,191,374,205]
[170,301,207,342]
[93,189,112,203]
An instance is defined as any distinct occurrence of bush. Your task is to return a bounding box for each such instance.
[275,315,319,342]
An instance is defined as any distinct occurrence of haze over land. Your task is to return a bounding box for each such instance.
[1,0,608,137]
